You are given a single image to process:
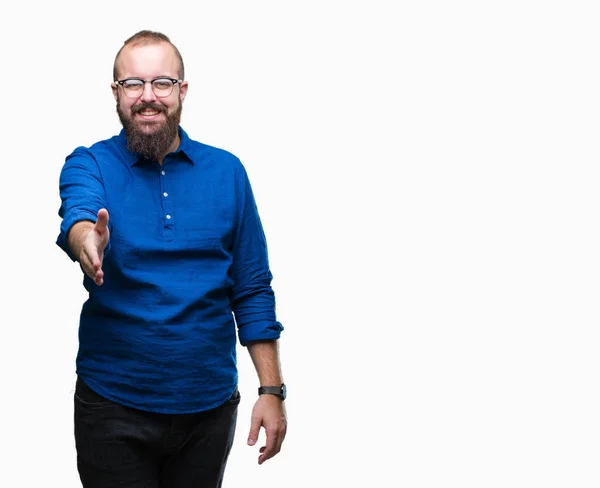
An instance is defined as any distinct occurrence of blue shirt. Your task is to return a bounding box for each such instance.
[56,127,283,414]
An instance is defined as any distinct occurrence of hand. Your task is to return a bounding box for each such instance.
[79,209,110,286]
[247,394,287,465]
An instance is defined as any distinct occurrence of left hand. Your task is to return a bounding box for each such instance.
[247,394,287,464]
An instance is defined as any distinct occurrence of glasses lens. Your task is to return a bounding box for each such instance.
[122,79,144,97]
[152,79,175,97]
[120,79,176,98]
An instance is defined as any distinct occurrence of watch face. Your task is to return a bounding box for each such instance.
[281,384,287,400]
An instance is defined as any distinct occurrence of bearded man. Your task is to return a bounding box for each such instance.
[56,30,287,488]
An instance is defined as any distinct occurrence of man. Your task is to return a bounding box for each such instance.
[56,30,287,488]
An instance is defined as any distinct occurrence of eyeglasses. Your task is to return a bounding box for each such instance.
[115,77,183,98]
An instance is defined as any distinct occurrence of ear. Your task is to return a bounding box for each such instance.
[111,82,118,101]
[179,81,188,102]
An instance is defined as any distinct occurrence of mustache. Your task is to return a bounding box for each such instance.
[131,103,166,115]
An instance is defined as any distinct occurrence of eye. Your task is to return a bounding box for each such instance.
[123,80,144,90]
[152,79,173,90]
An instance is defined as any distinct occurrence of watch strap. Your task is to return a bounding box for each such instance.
[258,386,281,395]
[258,384,286,399]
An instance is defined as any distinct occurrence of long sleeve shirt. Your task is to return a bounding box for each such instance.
[56,127,283,413]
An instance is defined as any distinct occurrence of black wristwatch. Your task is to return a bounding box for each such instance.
[258,383,286,401]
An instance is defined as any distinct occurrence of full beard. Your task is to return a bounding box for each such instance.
[117,100,182,161]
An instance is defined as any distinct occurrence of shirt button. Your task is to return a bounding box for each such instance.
[163,192,168,197]
[161,170,166,176]
[166,214,171,220]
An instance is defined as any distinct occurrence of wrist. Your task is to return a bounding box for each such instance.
[258,383,286,401]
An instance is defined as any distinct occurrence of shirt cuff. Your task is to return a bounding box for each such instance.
[238,320,284,346]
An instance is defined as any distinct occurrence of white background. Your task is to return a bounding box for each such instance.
[1,1,600,487]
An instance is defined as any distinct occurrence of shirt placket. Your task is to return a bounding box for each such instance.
[160,167,175,241]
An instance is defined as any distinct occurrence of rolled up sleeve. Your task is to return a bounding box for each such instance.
[230,166,283,346]
[56,147,111,261]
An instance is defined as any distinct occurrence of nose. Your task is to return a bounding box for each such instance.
[140,81,157,103]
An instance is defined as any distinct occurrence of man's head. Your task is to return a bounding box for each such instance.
[111,31,188,161]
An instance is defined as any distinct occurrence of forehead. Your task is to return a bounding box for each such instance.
[116,42,179,79]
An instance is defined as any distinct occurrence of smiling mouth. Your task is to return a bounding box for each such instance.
[138,109,161,116]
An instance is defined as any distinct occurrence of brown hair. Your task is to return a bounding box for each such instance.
[113,30,185,81]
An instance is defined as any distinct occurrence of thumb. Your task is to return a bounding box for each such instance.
[247,418,261,446]
[95,208,109,233]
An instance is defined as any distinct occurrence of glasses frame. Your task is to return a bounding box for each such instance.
[114,77,184,98]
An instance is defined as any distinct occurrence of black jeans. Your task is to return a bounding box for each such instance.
[74,377,239,488]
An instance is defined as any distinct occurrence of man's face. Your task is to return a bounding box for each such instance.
[112,42,188,159]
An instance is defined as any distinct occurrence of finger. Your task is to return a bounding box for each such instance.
[86,244,101,271]
[80,252,94,277]
[258,430,279,465]
[95,208,109,234]
[82,248,104,285]
[84,234,104,272]
[80,254,98,283]
[93,250,104,272]
[95,269,104,286]
[247,419,261,446]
